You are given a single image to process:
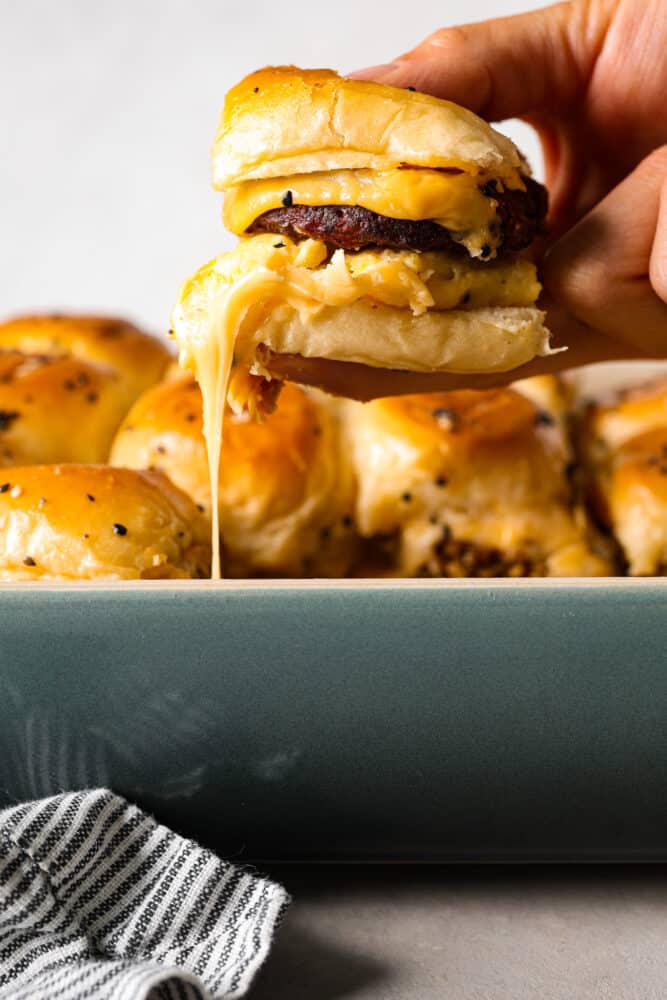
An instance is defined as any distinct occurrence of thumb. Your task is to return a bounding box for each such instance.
[350,2,606,121]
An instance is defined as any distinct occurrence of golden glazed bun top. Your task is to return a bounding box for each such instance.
[110,375,358,577]
[0,314,172,412]
[213,66,524,188]
[0,465,210,581]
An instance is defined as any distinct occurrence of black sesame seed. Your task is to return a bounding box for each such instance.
[282,190,293,207]
[197,504,205,513]
[112,523,127,536]
[461,292,471,305]
[432,407,458,428]
[320,527,331,541]
[435,476,448,487]
[253,86,259,93]
[406,86,416,91]
[0,410,20,431]
[0,483,10,494]
[535,411,555,427]
[86,392,98,403]
[87,493,95,502]
[83,533,89,539]
[480,244,492,258]
[273,241,285,249]
[63,379,76,391]
[342,515,353,528]
[23,556,36,567]
[401,492,413,503]
[185,413,196,422]
[481,180,499,198]
[76,371,90,385]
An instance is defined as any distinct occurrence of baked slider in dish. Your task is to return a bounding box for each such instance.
[0,465,210,581]
[0,314,172,465]
[580,377,667,574]
[110,374,357,577]
[344,377,612,577]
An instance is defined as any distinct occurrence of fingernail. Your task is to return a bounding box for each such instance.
[347,63,401,80]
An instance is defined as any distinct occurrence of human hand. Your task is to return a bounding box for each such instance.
[273,1,667,401]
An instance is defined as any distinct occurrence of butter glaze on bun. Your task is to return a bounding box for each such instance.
[0,465,210,580]
[0,314,172,413]
[213,66,523,187]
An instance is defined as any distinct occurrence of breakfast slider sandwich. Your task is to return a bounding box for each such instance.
[344,376,612,578]
[172,66,557,417]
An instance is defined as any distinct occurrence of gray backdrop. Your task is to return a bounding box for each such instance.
[1,0,542,333]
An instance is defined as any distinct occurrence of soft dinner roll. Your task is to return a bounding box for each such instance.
[110,375,357,577]
[579,378,667,574]
[213,66,523,186]
[0,465,210,581]
[0,312,171,415]
[345,377,612,577]
[0,351,142,466]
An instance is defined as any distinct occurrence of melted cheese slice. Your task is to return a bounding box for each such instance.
[171,234,546,577]
[224,168,524,257]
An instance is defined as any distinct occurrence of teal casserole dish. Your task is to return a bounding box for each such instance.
[1,578,666,861]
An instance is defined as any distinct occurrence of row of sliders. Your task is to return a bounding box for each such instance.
[0,314,664,579]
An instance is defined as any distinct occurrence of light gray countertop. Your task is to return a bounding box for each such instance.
[250,866,667,999]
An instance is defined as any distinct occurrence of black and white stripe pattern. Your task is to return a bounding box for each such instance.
[0,789,289,998]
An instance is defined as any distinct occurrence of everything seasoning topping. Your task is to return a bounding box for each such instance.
[0,410,20,431]
[281,190,293,207]
[23,557,36,567]
[112,523,128,536]
[432,407,459,430]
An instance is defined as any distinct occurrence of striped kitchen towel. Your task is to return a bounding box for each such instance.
[0,789,289,998]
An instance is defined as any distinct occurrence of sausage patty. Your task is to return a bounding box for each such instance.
[248,176,548,254]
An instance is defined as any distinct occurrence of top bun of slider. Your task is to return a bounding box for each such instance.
[213,66,523,187]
